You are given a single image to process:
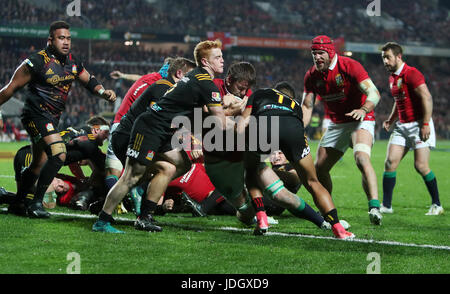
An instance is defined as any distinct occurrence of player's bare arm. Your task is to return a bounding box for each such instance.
[78,69,117,102]
[301,92,315,126]
[383,101,399,132]
[109,70,142,82]
[0,62,32,106]
[414,83,433,141]
[346,78,380,121]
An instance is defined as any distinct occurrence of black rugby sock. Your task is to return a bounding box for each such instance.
[140,199,158,217]
[323,208,339,226]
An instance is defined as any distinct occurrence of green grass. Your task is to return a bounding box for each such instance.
[0,140,449,274]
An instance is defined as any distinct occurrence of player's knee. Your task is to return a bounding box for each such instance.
[384,158,397,172]
[414,161,428,174]
[354,144,372,169]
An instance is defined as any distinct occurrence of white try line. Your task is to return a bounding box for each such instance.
[45,211,450,251]
[0,175,14,178]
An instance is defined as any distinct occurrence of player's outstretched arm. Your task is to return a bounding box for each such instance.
[301,92,315,126]
[109,70,142,82]
[78,69,116,102]
[0,62,32,106]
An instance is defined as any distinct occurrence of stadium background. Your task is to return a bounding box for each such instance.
[0,0,449,141]
[0,0,449,276]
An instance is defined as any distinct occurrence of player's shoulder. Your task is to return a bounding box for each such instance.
[251,87,275,98]
[24,48,48,68]
[191,67,213,82]
[338,55,364,69]
[403,63,423,76]
[213,78,225,88]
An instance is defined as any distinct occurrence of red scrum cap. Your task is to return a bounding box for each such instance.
[311,35,335,59]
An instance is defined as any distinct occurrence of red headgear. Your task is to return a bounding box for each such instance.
[311,35,335,59]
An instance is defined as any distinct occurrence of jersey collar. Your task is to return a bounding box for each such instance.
[328,54,338,71]
[394,62,405,76]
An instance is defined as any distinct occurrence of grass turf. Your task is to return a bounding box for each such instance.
[0,140,449,274]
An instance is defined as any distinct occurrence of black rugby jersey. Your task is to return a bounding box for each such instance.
[22,47,85,120]
[116,77,175,135]
[149,67,222,124]
[246,88,303,120]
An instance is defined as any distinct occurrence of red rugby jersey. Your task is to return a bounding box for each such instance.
[316,95,330,119]
[304,56,375,123]
[113,72,162,123]
[388,63,426,123]
[166,163,216,203]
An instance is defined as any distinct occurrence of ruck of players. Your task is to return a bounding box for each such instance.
[0,21,443,241]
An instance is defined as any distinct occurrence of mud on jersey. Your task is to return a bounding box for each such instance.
[22,47,85,120]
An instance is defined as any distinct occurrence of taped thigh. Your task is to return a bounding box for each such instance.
[353,143,372,157]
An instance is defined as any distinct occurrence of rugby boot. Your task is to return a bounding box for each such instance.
[134,214,162,232]
[253,210,269,235]
[331,222,355,240]
[92,220,124,233]
[369,208,382,225]
[181,192,206,217]
[27,201,51,218]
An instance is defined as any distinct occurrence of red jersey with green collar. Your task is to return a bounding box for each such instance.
[304,55,375,123]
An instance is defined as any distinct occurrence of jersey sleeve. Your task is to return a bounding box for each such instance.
[406,67,426,89]
[23,52,45,75]
[199,79,223,107]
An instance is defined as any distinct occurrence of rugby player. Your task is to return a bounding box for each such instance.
[8,117,110,210]
[105,58,174,193]
[241,82,354,239]
[92,40,229,233]
[302,35,383,225]
[380,42,443,215]
[0,21,116,218]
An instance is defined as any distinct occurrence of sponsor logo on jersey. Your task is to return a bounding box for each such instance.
[72,65,77,74]
[46,123,55,132]
[211,92,221,102]
[126,148,140,158]
[46,74,75,85]
[335,74,344,87]
[397,78,402,89]
[151,103,162,112]
[24,59,34,68]
[145,150,155,161]
[301,146,310,159]
[46,68,54,75]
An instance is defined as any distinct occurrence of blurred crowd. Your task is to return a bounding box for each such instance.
[0,0,449,140]
[0,0,449,45]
